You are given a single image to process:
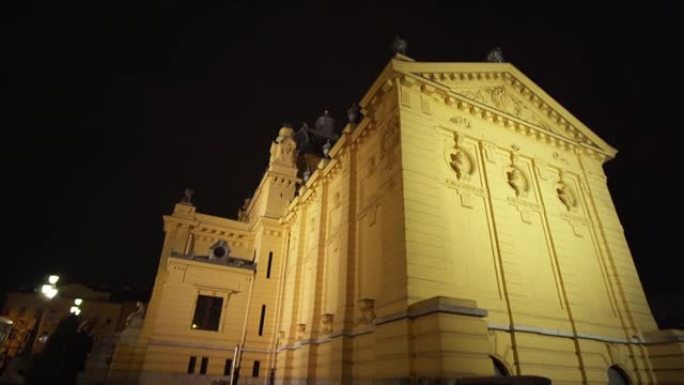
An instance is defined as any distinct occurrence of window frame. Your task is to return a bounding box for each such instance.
[190,289,228,332]
[252,360,261,378]
[187,356,197,374]
[199,357,208,375]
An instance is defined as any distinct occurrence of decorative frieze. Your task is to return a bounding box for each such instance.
[398,70,610,160]
[449,115,472,128]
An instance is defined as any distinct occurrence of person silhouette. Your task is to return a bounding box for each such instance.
[26,314,92,385]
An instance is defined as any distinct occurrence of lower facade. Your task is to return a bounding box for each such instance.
[107,297,684,385]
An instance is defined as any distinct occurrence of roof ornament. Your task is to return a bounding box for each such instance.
[391,36,407,55]
[314,110,336,138]
[322,140,332,157]
[295,122,311,151]
[302,168,311,183]
[347,103,360,125]
[181,188,194,205]
[295,111,340,155]
[486,47,505,63]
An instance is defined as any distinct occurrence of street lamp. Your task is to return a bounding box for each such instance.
[40,284,58,299]
[40,275,60,300]
[48,275,59,285]
[25,274,60,355]
[70,298,83,316]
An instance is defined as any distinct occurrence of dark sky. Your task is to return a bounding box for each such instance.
[3,3,681,324]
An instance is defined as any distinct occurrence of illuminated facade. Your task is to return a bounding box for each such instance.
[109,55,684,385]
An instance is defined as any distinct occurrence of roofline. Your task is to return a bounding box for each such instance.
[360,57,617,159]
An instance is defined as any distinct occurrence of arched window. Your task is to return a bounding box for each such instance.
[491,356,510,376]
[607,366,631,385]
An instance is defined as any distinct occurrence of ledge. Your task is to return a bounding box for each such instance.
[375,296,488,326]
[643,329,684,344]
[168,254,256,272]
[407,296,488,319]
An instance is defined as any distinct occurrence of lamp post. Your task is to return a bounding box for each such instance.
[28,274,61,355]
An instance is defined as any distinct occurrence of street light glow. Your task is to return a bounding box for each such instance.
[69,306,81,316]
[41,284,58,299]
[48,275,60,285]
[74,298,83,306]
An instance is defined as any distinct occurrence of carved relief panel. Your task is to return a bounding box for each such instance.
[358,128,383,220]
[553,170,589,237]
[447,132,476,182]
[479,143,542,225]
[440,128,484,210]
[326,176,344,239]
[504,150,532,199]
[379,116,400,171]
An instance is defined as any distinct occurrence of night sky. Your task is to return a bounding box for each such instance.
[3,3,682,326]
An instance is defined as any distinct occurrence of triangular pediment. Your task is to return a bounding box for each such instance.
[388,60,616,157]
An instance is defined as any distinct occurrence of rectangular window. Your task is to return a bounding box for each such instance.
[266,251,273,278]
[224,359,233,376]
[192,295,223,331]
[252,360,261,378]
[187,356,196,374]
[258,305,266,336]
[200,357,208,375]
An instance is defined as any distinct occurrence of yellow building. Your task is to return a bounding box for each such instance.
[109,55,684,385]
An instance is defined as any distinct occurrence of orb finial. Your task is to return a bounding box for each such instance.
[391,36,407,55]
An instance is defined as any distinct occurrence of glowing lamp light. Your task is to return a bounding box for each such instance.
[69,306,81,316]
[48,275,60,285]
[74,298,83,306]
[191,323,197,329]
[41,284,58,299]
[40,284,51,295]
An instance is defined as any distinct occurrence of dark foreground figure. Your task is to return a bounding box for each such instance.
[25,314,93,385]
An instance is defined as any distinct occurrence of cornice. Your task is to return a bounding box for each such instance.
[167,256,254,275]
[251,216,284,237]
[163,215,198,229]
